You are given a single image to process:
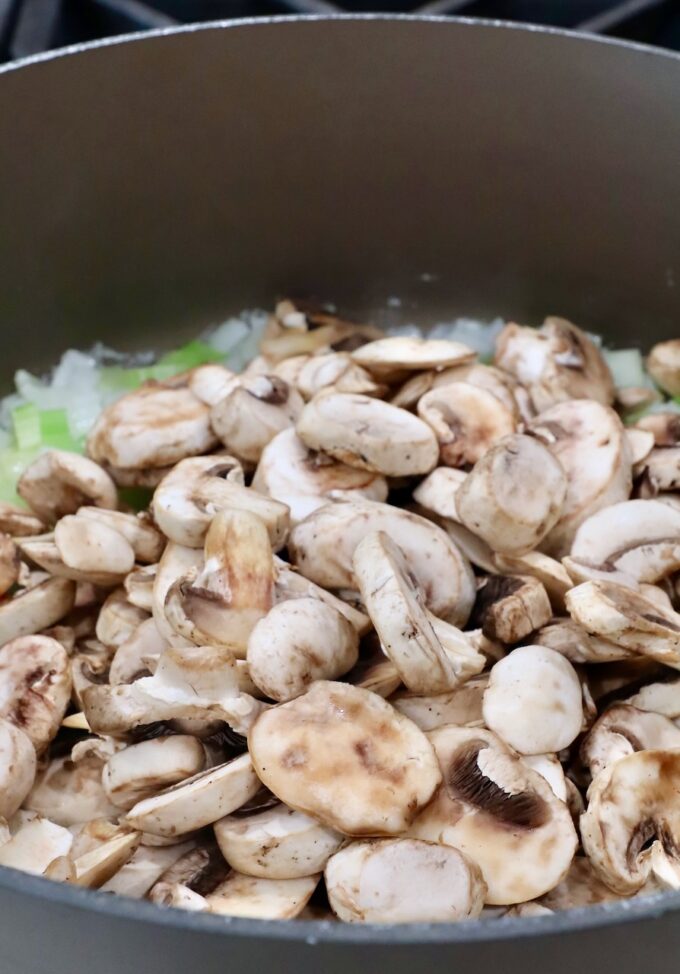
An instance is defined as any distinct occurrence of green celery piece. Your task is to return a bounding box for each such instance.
[158,340,225,370]
[39,409,84,452]
[100,363,181,392]
[11,403,41,450]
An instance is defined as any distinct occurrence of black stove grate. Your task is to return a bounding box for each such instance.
[2,0,680,62]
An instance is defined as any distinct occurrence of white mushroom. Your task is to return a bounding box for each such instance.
[0,635,71,752]
[152,455,289,549]
[494,317,614,411]
[0,502,46,538]
[25,743,119,826]
[638,447,680,493]
[580,703,680,777]
[289,499,476,626]
[124,563,157,612]
[538,857,637,910]
[455,435,567,555]
[102,735,207,810]
[0,813,73,875]
[75,507,164,563]
[296,393,439,476]
[109,617,168,685]
[210,375,304,466]
[292,352,384,399]
[54,515,135,580]
[647,339,680,397]
[249,681,441,836]
[353,532,484,693]
[188,364,238,406]
[522,754,568,803]
[561,556,639,591]
[473,575,552,645]
[261,302,381,362]
[391,676,489,731]
[626,680,680,721]
[17,450,117,523]
[625,428,655,466]
[100,840,195,899]
[527,400,632,557]
[351,336,476,378]
[0,577,75,645]
[124,753,261,837]
[273,558,370,634]
[152,542,204,645]
[581,749,680,894]
[536,618,632,664]
[87,383,218,470]
[247,598,358,702]
[95,589,149,648]
[0,719,36,818]
[0,534,20,598]
[325,838,486,923]
[412,467,467,522]
[206,872,319,919]
[482,646,583,754]
[409,726,578,904]
[416,383,516,468]
[214,802,344,879]
[252,428,388,523]
[494,552,572,613]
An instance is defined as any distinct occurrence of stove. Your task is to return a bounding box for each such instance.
[2,0,680,63]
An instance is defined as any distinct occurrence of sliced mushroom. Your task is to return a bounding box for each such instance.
[124,753,261,837]
[71,638,115,708]
[87,383,218,470]
[247,598,358,702]
[149,838,230,902]
[0,813,73,875]
[17,450,117,523]
[103,736,207,810]
[416,383,516,468]
[456,434,567,555]
[76,507,164,564]
[561,557,639,591]
[482,646,583,754]
[109,617,168,685]
[18,534,124,588]
[391,676,489,731]
[53,514,135,579]
[647,339,680,397]
[566,580,680,667]
[527,400,632,557]
[409,726,578,904]
[638,447,680,493]
[188,364,238,406]
[635,411,680,447]
[346,654,402,699]
[494,552,572,613]
[214,802,344,879]
[581,749,680,894]
[289,499,475,626]
[325,838,486,923]
[261,302,381,362]
[538,857,635,910]
[0,635,71,752]
[353,532,484,693]
[0,502,46,538]
[164,510,274,658]
[150,882,210,911]
[249,681,441,836]
[351,336,476,379]
[206,872,319,919]
[273,558,370,634]
[581,703,680,777]
[627,680,680,721]
[505,902,554,918]
[152,455,288,549]
[0,576,75,645]
[152,542,203,645]
[394,361,526,417]
[522,754,568,802]
[473,575,552,645]
[100,840,195,898]
[0,719,36,818]
[536,618,632,664]
[412,467,467,522]
[494,317,614,412]
[124,563,157,612]
[96,589,149,649]
[210,375,304,466]
[252,429,388,523]
[0,534,19,599]
[25,743,119,826]
[625,428,655,466]
[293,352,384,399]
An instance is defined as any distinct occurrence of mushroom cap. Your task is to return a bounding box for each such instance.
[54,515,135,577]
[391,676,489,731]
[76,507,164,564]
[482,646,583,755]
[0,635,71,752]
[647,339,680,397]
[473,575,553,645]
[353,531,484,694]
[0,577,75,646]
[580,703,680,778]
[416,383,516,468]
[17,450,117,523]
[412,467,467,522]
[188,364,238,406]
[351,337,476,377]
[206,872,319,919]
[214,802,344,879]
[249,681,442,836]
[210,374,304,465]
[294,352,384,399]
[252,428,388,523]
[0,719,36,819]
[456,434,567,556]
[296,393,439,477]
[325,838,486,923]
[494,551,572,614]
[409,726,578,904]
[246,597,359,702]
[124,564,157,612]
[87,383,217,470]
[103,735,207,810]
[289,499,476,626]
[581,749,680,894]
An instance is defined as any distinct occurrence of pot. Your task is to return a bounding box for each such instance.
[0,15,679,973]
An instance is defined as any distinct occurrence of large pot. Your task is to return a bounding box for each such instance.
[0,15,679,974]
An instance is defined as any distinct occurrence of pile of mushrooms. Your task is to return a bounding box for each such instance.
[1,302,680,924]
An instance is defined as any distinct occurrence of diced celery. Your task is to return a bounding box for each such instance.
[603,348,653,390]
[158,340,224,370]
[99,363,180,393]
[11,403,41,449]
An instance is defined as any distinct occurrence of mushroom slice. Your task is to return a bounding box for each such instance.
[494,552,572,614]
[289,499,475,626]
[249,681,441,836]
[635,412,680,447]
[482,646,583,755]
[273,559,370,634]
[294,352,384,399]
[87,383,218,470]
[150,883,210,911]
[325,838,486,923]
[214,802,344,879]
[522,754,568,803]
[124,754,261,837]
[25,744,118,826]
[457,434,567,555]
[639,447,680,493]
[0,534,19,598]
[494,318,614,412]
[109,617,168,685]
[150,838,229,898]
[54,515,135,579]
[261,302,381,362]
[566,580,680,668]
[68,830,141,888]
[627,680,680,721]
[346,654,402,699]
[17,450,117,523]
[210,375,304,465]
[252,429,388,523]
[391,676,489,731]
[0,814,73,875]
[297,392,439,477]
[538,857,636,910]
[581,703,680,778]
[353,532,484,694]
[561,557,639,591]
[18,535,125,588]
[152,455,288,549]
[247,598,358,702]
[100,840,195,899]
[0,502,46,537]
[570,499,680,584]
[527,400,632,557]
[536,618,632,664]
[581,749,680,894]
[0,719,36,818]
[124,563,157,612]
[506,903,554,918]
[188,364,238,406]
[164,510,274,658]
[153,542,204,644]
[103,736,207,810]
[416,383,516,468]
[96,589,150,649]
[625,428,655,466]
[351,336,476,378]
[75,507,164,563]
[412,468,467,522]
[473,575,552,645]
[0,635,71,752]
[409,726,578,905]
[0,576,75,645]
[206,872,319,919]
[647,339,680,397]
[70,638,115,708]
